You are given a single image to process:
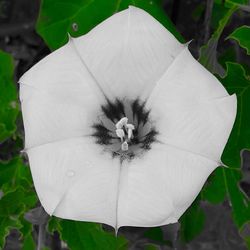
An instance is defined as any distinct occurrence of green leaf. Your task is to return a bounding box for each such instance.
[22,234,36,250]
[144,227,164,242]
[0,216,22,248]
[144,243,161,250]
[0,188,25,248]
[228,26,250,55]
[180,199,205,242]
[0,51,19,142]
[225,0,249,7]
[222,167,250,229]
[36,0,184,50]
[199,6,237,77]
[220,63,250,238]
[201,168,226,204]
[59,220,127,250]
[0,183,37,248]
[47,216,61,233]
[200,63,250,246]
[0,157,34,192]
[220,63,250,168]
[19,217,36,250]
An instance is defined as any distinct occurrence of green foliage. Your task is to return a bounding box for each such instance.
[144,227,164,242]
[201,168,227,204]
[59,220,128,250]
[0,186,37,248]
[0,51,19,143]
[36,0,184,50]
[220,63,250,239]
[225,0,249,8]
[221,63,250,168]
[199,62,250,246]
[199,6,237,77]
[144,243,161,250]
[180,199,205,242]
[228,25,250,55]
[48,216,128,249]
[1,0,250,249]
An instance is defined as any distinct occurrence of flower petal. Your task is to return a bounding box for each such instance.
[117,143,217,228]
[72,6,184,100]
[19,40,106,148]
[26,137,120,228]
[146,48,237,161]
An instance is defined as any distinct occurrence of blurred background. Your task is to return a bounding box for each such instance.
[0,0,250,249]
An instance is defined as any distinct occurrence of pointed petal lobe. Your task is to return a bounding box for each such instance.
[117,143,217,228]
[19,40,106,148]
[73,6,184,100]
[27,137,120,228]
[146,47,237,161]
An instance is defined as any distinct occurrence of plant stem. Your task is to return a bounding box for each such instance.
[204,0,214,43]
[37,224,46,250]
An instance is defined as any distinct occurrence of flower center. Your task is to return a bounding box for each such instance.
[115,117,135,151]
[92,98,158,162]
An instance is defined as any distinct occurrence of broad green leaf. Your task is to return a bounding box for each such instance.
[219,63,250,235]
[222,167,250,229]
[19,218,36,250]
[200,63,250,246]
[0,188,26,248]
[199,6,237,77]
[144,227,164,242]
[0,188,26,216]
[0,216,22,248]
[0,157,34,192]
[211,2,229,30]
[59,220,127,250]
[0,51,19,142]
[201,168,226,204]
[0,182,37,248]
[144,227,172,247]
[179,199,205,243]
[228,26,250,55]
[22,234,36,250]
[221,63,250,168]
[36,0,184,50]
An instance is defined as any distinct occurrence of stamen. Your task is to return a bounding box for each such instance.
[126,124,135,140]
[115,117,135,151]
[126,124,135,130]
[116,128,125,141]
[127,129,132,140]
[115,117,128,129]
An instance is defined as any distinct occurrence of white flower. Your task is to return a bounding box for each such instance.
[19,6,236,231]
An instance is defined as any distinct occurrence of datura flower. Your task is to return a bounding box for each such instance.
[19,6,236,231]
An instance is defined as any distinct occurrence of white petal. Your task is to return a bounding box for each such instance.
[117,143,217,228]
[147,47,230,105]
[27,137,120,228]
[72,6,184,100]
[19,40,106,148]
[146,48,237,161]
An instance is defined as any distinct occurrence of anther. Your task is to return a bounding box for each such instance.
[116,128,125,141]
[128,129,133,140]
[126,124,135,140]
[115,117,128,129]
